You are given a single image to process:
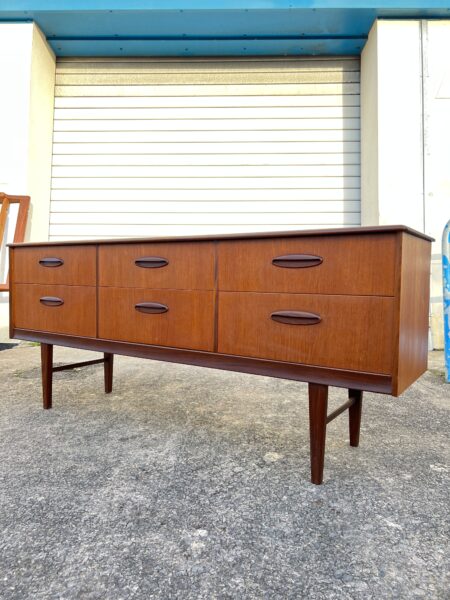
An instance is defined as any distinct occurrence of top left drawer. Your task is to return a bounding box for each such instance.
[12,245,96,286]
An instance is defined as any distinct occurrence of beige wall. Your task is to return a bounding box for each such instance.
[27,26,57,242]
[0,23,55,339]
[361,19,450,349]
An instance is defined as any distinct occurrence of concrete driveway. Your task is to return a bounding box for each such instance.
[0,344,448,599]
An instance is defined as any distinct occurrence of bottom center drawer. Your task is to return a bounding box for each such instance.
[99,287,215,351]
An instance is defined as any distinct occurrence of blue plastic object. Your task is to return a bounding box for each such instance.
[443,220,450,383]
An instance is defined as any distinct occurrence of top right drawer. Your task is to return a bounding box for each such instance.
[218,233,398,296]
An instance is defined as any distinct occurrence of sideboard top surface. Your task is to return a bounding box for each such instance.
[9,225,433,248]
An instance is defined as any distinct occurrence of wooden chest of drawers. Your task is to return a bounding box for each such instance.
[9,226,432,484]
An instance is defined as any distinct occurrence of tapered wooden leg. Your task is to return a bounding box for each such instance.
[348,389,363,447]
[41,343,53,410]
[308,383,328,485]
[104,353,114,394]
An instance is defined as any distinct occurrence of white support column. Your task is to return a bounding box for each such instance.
[361,19,425,231]
[360,19,450,350]
[0,23,55,339]
[422,21,450,349]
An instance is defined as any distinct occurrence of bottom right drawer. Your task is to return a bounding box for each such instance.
[218,292,395,374]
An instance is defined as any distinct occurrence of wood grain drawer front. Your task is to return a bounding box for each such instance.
[13,246,96,286]
[218,292,395,374]
[98,287,215,351]
[98,242,215,289]
[218,234,397,296]
[13,284,96,337]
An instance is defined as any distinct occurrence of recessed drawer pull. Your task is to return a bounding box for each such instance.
[39,257,64,267]
[135,257,169,269]
[135,302,168,314]
[271,310,321,325]
[40,296,64,307]
[272,254,323,268]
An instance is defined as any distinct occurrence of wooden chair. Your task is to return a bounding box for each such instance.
[0,193,30,291]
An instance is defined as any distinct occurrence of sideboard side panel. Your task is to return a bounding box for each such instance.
[394,233,432,396]
[8,246,15,339]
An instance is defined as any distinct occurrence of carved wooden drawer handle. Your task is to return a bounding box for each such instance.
[271,311,321,325]
[135,257,169,269]
[40,296,64,307]
[272,254,323,268]
[135,302,168,314]
[39,257,64,267]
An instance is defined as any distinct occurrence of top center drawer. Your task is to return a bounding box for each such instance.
[218,233,397,296]
[99,242,215,290]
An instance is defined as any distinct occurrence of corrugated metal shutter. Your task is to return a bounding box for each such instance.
[50,57,360,240]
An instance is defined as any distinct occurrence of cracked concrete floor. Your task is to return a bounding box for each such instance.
[0,344,449,599]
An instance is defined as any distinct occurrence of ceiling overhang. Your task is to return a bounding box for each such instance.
[0,1,449,56]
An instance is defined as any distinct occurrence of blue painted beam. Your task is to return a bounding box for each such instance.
[49,37,366,57]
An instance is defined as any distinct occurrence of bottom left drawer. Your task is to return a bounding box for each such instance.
[13,284,97,337]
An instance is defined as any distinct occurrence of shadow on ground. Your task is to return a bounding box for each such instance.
[0,345,449,600]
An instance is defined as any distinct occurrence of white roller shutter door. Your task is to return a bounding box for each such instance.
[50,57,360,240]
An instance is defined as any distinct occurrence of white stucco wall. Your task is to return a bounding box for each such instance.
[422,21,450,349]
[0,23,55,340]
[0,25,34,199]
[361,20,425,231]
[361,18,450,349]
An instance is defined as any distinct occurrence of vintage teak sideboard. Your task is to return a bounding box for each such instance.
[8,226,433,484]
